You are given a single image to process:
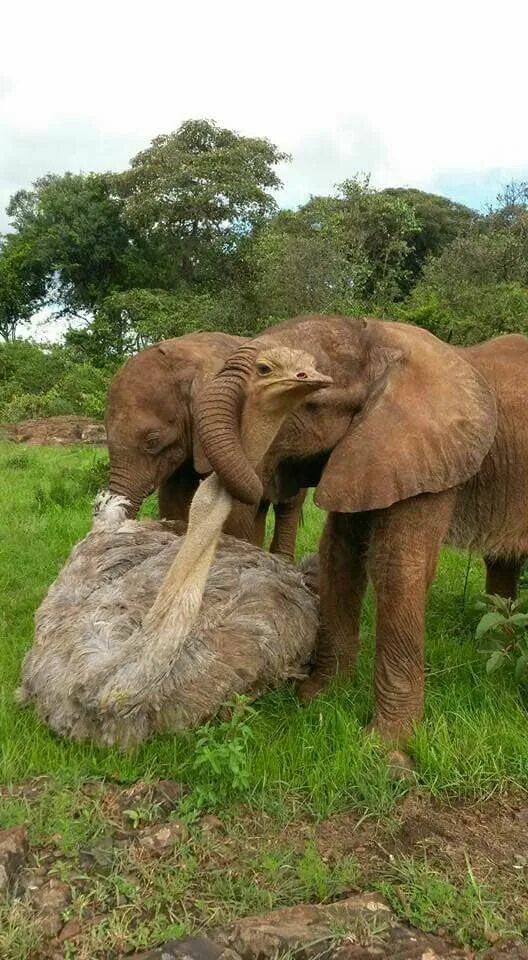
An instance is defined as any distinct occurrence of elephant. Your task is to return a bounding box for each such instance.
[196,314,528,749]
[105,331,305,559]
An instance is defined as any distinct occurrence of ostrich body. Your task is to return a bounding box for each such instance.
[18,348,329,747]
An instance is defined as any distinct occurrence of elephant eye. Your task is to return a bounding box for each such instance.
[256,361,273,376]
[145,433,162,453]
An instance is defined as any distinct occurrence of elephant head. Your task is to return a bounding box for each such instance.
[105,332,244,516]
[197,315,498,513]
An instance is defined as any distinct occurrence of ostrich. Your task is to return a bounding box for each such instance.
[18,347,329,747]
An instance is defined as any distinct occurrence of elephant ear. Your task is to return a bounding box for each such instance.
[315,321,497,514]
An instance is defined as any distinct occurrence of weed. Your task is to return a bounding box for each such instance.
[474,591,528,684]
[192,696,257,807]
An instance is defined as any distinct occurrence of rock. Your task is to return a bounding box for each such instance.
[2,416,105,446]
[79,835,115,875]
[213,894,393,959]
[117,779,187,817]
[30,877,71,916]
[128,936,231,960]
[58,919,82,942]
[125,892,475,960]
[133,820,189,858]
[31,878,71,939]
[38,912,64,938]
[18,867,46,895]
[0,776,52,800]
[0,825,29,894]
[483,945,528,960]
[81,423,107,443]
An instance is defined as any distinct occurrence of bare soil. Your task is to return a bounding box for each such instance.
[4,781,528,959]
[1,415,106,445]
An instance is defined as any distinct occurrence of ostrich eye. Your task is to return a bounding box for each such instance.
[256,361,273,376]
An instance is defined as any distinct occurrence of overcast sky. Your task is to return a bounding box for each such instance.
[2,0,528,237]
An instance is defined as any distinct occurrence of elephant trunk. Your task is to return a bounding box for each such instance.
[108,466,153,518]
[197,344,263,506]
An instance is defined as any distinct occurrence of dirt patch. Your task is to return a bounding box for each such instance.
[277,789,528,886]
[3,782,528,958]
[1,415,106,445]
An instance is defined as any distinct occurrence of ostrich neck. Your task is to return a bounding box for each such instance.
[144,395,289,649]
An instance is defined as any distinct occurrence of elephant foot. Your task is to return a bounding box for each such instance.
[386,749,416,782]
[296,670,332,703]
[367,717,417,782]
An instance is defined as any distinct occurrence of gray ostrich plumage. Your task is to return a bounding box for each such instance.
[18,494,318,747]
[18,346,328,748]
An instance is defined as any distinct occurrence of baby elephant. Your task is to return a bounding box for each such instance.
[105,331,305,559]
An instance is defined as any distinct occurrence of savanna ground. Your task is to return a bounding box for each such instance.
[1,440,528,958]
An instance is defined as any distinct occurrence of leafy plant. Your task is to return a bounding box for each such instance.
[473,591,528,682]
[191,695,256,807]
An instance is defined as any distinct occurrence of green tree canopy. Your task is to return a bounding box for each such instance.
[249,175,419,319]
[0,234,47,340]
[396,181,528,343]
[382,187,476,288]
[114,118,288,288]
[6,172,137,317]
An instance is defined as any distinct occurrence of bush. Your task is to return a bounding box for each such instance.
[395,280,528,344]
[0,339,110,422]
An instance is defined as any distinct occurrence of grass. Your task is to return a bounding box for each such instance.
[2,441,528,815]
[2,441,528,955]
[377,855,512,948]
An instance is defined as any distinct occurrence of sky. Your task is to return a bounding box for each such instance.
[2,0,528,236]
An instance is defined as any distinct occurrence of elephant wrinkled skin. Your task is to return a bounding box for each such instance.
[105,332,305,559]
[197,314,528,747]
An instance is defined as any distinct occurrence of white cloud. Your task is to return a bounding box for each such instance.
[1,0,528,233]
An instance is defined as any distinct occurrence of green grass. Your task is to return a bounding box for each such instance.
[377,856,512,948]
[2,441,528,955]
[2,441,528,818]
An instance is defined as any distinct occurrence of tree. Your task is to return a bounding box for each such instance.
[249,176,418,319]
[114,119,289,289]
[396,279,528,344]
[4,120,288,358]
[0,234,46,340]
[333,177,418,305]
[382,187,476,287]
[250,213,352,319]
[6,172,135,317]
[396,181,528,343]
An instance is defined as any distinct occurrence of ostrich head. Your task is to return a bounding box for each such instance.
[238,346,333,468]
[246,346,333,414]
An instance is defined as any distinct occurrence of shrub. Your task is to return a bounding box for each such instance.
[0,340,110,422]
[395,280,528,344]
[474,592,528,684]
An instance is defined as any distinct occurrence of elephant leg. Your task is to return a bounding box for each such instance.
[158,463,199,522]
[484,555,525,599]
[223,501,259,541]
[298,512,370,702]
[251,501,270,548]
[369,494,453,746]
[270,489,306,561]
